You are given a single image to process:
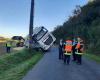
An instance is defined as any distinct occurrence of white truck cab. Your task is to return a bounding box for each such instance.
[25,27,56,51]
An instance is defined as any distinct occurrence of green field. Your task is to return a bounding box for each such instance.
[0,49,43,80]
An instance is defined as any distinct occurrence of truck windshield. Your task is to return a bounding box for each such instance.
[35,28,47,41]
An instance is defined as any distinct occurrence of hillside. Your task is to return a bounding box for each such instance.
[52,0,100,54]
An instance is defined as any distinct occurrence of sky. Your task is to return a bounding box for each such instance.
[0,0,88,38]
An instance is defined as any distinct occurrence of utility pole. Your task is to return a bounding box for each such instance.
[29,0,34,49]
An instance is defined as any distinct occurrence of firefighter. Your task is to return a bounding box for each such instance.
[75,37,84,65]
[59,39,63,60]
[72,38,77,61]
[64,39,72,64]
[6,41,12,53]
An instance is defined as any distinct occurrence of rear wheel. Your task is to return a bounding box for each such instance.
[40,48,49,52]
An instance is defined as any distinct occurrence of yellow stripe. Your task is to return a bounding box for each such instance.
[64,52,72,55]
[75,52,83,55]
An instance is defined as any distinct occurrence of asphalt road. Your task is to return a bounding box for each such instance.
[22,47,100,80]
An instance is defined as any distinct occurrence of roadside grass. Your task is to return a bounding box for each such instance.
[0,49,43,80]
[85,53,100,63]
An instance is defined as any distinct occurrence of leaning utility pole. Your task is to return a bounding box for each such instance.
[29,0,34,49]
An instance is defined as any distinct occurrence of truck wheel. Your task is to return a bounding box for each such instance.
[40,48,48,53]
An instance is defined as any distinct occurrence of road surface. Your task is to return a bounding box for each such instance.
[22,47,100,80]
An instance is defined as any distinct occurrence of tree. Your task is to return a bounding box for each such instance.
[52,0,100,54]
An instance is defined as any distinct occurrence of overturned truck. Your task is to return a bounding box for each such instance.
[24,27,56,51]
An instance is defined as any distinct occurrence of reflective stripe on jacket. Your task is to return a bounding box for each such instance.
[75,51,83,55]
[64,52,72,55]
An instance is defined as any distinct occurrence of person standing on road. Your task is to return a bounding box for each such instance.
[64,39,72,64]
[59,39,63,60]
[75,37,84,65]
[6,41,12,53]
[72,38,77,61]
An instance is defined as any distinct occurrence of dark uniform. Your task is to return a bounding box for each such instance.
[59,39,63,60]
[72,39,77,61]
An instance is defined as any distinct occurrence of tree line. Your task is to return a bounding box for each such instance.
[52,0,100,54]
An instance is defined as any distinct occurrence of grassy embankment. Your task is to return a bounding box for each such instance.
[85,53,100,63]
[0,49,43,80]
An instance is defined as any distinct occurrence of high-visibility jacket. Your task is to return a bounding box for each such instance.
[64,40,72,55]
[6,42,11,47]
[75,42,84,55]
[76,42,80,49]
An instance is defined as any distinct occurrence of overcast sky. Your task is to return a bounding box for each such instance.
[0,0,88,38]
